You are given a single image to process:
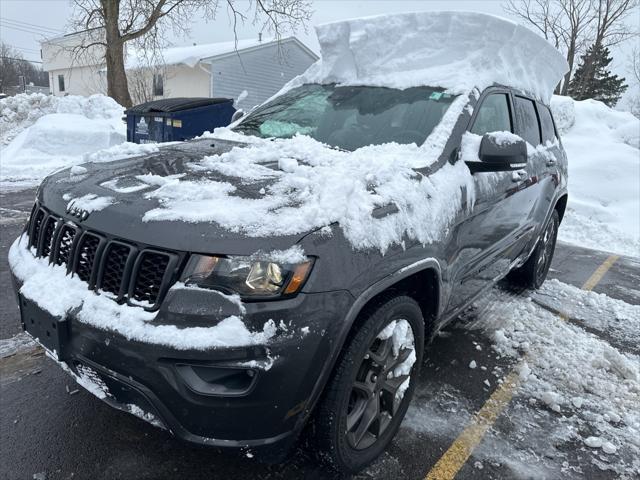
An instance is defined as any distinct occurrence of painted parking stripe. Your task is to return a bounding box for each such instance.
[424,254,619,480]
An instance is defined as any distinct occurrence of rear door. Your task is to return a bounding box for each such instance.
[512,96,558,249]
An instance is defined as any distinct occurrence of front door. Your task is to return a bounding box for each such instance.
[444,90,543,314]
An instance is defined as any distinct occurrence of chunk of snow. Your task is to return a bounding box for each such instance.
[602,442,617,455]
[70,165,87,176]
[584,436,603,448]
[288,11,567,102]
[469,360,477,369]
[66,194,115,213]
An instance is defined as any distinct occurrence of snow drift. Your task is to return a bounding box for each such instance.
[290,11,568,103]
[0,94,155,190]
[0,92,123,145]
[551,96,640,257]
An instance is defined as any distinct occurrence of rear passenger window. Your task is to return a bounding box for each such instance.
[470,94,512,135]
[514,96,541,145]
[538,104,557,144]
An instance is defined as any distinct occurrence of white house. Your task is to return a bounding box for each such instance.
[41,30,318,108]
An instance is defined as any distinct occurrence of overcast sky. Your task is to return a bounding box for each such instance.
[0,0,636,80]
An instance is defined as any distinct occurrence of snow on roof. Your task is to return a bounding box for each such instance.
[298,11,569,103]
[126,36,306,69]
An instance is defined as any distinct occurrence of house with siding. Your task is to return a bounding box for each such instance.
[41,31,318,108]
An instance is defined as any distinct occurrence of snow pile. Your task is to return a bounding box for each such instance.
[288,11,568,103]
[469,290,640,477]
[0,94,160,191]
[551,96,640,257]
[8,234,278,350]
[0,93,123,145]
[144,99,473,253]
[536,279,640,349]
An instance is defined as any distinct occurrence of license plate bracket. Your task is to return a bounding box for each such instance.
[19,295,70,360]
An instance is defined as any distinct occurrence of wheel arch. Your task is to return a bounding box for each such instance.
[345,262,441,341]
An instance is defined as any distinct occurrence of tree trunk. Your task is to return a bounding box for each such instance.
[102,0,132,107]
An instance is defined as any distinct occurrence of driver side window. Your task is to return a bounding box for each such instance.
[470,94,512,135]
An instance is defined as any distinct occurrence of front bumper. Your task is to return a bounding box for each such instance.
[10,262,353,452]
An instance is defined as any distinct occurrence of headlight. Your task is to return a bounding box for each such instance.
[180,254,314,298]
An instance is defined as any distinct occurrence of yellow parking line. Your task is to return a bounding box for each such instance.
[424,254,619,480]
[581,255,619,292]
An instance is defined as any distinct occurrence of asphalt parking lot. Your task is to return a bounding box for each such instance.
[1,187,638,480]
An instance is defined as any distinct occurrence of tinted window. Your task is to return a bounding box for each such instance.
[470,94,512,135]
[58,74,65,92]
[538,104,557,144]
[514,96,541,145]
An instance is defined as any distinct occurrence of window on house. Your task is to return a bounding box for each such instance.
[153,74,164,96]
[58,74,65,92]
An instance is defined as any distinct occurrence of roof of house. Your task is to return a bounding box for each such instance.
[126,36,318,69]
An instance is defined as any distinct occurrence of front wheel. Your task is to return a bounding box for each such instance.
[312,296,425,474]
[508,210,559,289]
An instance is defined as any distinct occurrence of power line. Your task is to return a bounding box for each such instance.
[0,55,43,64]
[0,22,56,36]
[1,17,64,34]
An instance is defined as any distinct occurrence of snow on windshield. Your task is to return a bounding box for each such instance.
[283,11,568,103]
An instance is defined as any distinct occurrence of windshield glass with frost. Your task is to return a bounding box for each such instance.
[233,84,457,151]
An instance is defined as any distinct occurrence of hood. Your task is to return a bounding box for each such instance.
[39,138,308,255]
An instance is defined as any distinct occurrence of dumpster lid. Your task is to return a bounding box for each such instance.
[126,97,233,114]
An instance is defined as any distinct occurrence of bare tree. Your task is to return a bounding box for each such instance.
[504,0,639,95]
[0,42,49,93]
[626,47,640,117]
[504,0,596,94]
[70,0,312,107]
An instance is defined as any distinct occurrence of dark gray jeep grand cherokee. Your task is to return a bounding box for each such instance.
[10,82,567,473]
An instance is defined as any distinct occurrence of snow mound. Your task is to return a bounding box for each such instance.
[551,96,640,257]
[292,11,568,102]
[0,93,123,145]
[1,113,125,188]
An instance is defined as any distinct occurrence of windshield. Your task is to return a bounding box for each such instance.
[233,84,456,151]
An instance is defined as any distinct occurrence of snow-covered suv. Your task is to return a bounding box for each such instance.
[9,11,569,474]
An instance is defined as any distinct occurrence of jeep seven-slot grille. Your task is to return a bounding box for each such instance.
[26,205,178,309]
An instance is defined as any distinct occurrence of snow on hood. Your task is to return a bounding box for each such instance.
[289,11,568,103]
[143,95,473,254]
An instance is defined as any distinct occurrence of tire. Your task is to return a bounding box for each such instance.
[312,296,425,474]
[508,210,559,289]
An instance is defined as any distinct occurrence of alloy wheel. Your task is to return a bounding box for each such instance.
[345,319,416,450]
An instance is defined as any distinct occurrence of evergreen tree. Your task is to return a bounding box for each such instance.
[568,44,628,107]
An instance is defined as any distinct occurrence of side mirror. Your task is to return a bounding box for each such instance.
[465,133,527,173]
[231,109,245,123]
